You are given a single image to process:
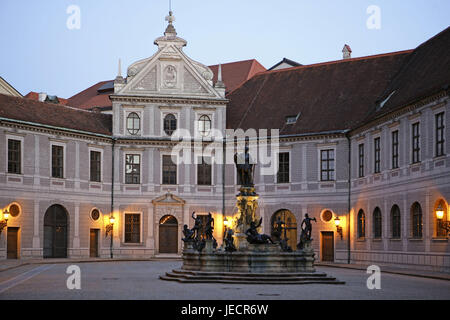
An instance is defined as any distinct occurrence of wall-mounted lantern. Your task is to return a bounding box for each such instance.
[436,204,449,234]
[335,216,343,240]
[105,216,115,237]
[0,209,10,235]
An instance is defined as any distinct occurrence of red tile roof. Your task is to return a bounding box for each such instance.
[209,59,266,94]
[67,80,113,110]
[0,94,112,136]
[226,51,412,135]
[25,91,69,105]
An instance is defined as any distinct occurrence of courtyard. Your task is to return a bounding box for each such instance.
[0,260,449,300]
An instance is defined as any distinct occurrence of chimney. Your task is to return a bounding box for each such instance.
[38,92,47,102]
[342,44,352,60]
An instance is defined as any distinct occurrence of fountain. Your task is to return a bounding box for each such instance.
[160,148,345,284]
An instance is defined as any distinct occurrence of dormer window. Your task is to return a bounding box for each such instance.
[127,112,141,135]
[198,115,212,137]
[286,113,301,125]
[164,114,177,136]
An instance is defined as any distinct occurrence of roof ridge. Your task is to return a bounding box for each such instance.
[261,49,414,76]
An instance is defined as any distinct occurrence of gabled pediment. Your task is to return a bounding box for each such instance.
[152,193,185,206]
[116,44,222,99]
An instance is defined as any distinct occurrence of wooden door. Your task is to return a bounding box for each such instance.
[7,227,19,259]
[321,231,334,262]
[90,229,99,258]
[159,225,178,253]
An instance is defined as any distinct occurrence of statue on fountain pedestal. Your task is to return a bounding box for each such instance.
[234,146,255,193]
[245,218,274,244]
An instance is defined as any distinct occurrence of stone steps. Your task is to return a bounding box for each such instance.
[160,269,345,285]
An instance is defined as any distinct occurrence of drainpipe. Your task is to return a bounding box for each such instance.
[110,138,116,259]
[346,133,351,264]
[222,136,226,243]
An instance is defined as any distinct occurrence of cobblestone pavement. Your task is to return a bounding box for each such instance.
[0,261,449,300]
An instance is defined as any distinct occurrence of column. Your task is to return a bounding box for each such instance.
[146,204,154,249]
[34,135,40,185]
[73,204,80,248]
[32,201,40,249]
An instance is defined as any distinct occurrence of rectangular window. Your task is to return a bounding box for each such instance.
[125,154,140,184]
[374,137,381,173]
[7,139,21,174]
[90,151,101,182]
[162,155,177,185]
[124,214,140,243]
[320,149,335,181]
[412,122,420,163]
[197,157,212,186]
[358,144,364,178]
[52,145,64,178]
[277,152,290,183]
[392,130,399,169]
[436,112,445,157]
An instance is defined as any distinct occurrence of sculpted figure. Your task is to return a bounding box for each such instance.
[245,218,274,244]
[234,146,255,187]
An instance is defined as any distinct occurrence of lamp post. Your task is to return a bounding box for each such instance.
[0,209,9,235]
[436,204,450,235]
[335,216,343,240]
[106,215,115,259]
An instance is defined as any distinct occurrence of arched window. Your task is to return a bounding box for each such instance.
[164,114,177,136]
[198,115,211,136]
[435,199,448,238]
[357,209,365,238]
[126,112,140,135]
[373,207,382,239]
[391,205,401,239]
[411,202,423,238]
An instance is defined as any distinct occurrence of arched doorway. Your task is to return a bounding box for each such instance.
[271,210,297,250]
[159,215,178,254]
[44,204,68,258]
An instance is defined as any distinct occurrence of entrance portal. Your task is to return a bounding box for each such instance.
[159,215,178,254]
[44,204,68,258]
[321,231,334,261]
[7,227,19,259]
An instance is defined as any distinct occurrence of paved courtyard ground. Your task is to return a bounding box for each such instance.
[0,261,449,300]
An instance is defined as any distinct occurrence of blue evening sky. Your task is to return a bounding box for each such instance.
[0,0,449,98]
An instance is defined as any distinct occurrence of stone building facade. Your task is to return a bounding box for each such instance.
[0,14,448,272]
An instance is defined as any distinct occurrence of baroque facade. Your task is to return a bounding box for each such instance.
[0,13,449,272]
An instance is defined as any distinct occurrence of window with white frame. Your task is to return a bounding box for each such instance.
[320,149,335,181]
[125,154,141,184]
[51,145,64,178]
[7,139,21,174]
[126,112,141,135]
[198,115,212,137]
[124,213,141,243]
[435,112,445,157]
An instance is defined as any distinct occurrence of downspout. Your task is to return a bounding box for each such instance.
[222,137,226,243]
[346,133,351,264]
[110,138,116,259]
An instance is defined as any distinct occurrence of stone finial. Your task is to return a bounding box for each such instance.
[164,11,177,36]
[214,64,226,97]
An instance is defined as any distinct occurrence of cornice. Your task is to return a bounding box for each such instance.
[110,94,228,106]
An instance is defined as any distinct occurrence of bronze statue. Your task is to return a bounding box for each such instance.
[245,218,274,244]
[279,238,293,252]
[182,224,195,242]
[301,213,317,240]
[204,212,214,240]
[234,146,255,187]
[272,216,284,242]
[191,212,203,240]
[224,228,236,252]
[297,213,317,250]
